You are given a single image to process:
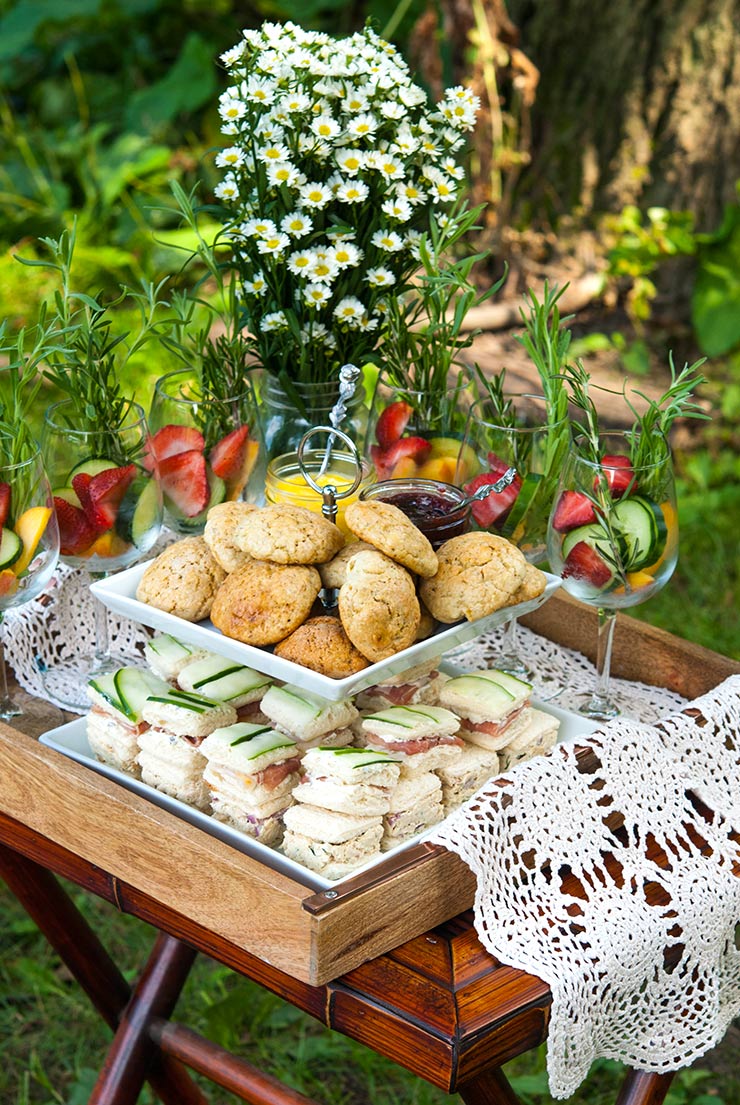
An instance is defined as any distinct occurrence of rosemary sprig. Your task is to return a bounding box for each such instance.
[625,353,709,470]
[0,315,50,467]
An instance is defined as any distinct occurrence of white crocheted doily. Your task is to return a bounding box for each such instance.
[431,675,740,1099]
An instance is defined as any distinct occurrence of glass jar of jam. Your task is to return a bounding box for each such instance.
[360,478,471,548]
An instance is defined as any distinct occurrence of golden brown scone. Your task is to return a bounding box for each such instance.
[319,540,376,589]
[338,549,420,662]
[210,560,321,645]
[344,499,438,579]
[136,537,226,622]
[419,532,528,623]
[415,600,437,641]
[275,616,369,677]
[203,500,258,573]
[510,561,547,605]
[236,504,344,564]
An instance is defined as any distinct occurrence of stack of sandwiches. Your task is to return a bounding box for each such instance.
[358,704,464,773]
[354,659,445,712]
[434,744,501,815]
[137,687,237,810]
[260,684,358,753]
[177,655,272,722]
[199,722,302,844]
[282,747,402,878]
[87,667,170,777]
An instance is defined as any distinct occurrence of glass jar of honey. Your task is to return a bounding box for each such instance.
[265,449,375,536]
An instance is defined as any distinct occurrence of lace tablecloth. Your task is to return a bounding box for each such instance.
[431,676,740,1098]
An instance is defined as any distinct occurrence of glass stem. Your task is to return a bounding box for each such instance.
[0,612,20,720]
[497,616,530,680]
[589,607,618,717]
[91,573,110,669]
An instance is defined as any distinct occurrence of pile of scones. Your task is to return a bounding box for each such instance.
[136,498,547,676]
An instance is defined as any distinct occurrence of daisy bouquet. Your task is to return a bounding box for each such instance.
[215,20,480,387]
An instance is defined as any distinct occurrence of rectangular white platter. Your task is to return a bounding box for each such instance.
[91,562,561,702]
[39,696,598,893]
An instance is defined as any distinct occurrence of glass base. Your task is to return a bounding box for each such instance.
[40,652,133,713]
[496,653,564,702]
[578,693,620,722]
[0,697,22,722]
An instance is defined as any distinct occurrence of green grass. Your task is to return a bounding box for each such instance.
[1,879,739,1105]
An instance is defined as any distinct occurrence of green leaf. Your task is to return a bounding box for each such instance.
[124,33,217,133]
[692,202,740,355]
[0,0,102,63]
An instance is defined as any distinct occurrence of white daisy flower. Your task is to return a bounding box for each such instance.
[336,179,369,204]
[356,312,379,332]
[439,100,478,131]
[405,229,423,258]
[381,197,412,222]
[335,149,365,176]
[298,182,333,209]
[243,217,277,238]
[266,162,304,188]
[441,157,466,180]
[287,250,316,276]
[214,178,239,201]
[304,283,332,308]
[257,143,292,164]
[282,92,311,114]
[342,89,369,113]
[326,226,356,242]
[281,212,313,237]
[260,310,288,332]
[429,177,457,202]
[243,273,268,297]
[218,97,247,123]
[330,242,362,269]
[371,228,404,252]
[215,146,246,169]
[379,101,406,120]
[333,296,365,323]
[396,181,426,206]
[311,114,341,140]
[398,83,427,108]
[245,76,277,106]
[220,43,245,68]
[347,112,378,139]
[365,267,396,288]
[375,156,404,181]
[309,251,340,283]
[257,232,290,255]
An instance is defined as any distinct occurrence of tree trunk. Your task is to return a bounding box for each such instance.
[508,0,740,232]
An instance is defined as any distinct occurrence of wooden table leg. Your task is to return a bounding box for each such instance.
[0,844,207,1105]
[615,1070,674,1105]
[458,1067,522,1105]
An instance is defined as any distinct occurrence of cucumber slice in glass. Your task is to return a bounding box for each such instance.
[0,528,22,570]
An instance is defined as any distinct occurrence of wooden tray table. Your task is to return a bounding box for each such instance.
[2,591,738,1105]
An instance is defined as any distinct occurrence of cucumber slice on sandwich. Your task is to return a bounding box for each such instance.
[441,676,516,711]
[114,668,170,722]
[261,685,324,723]
[466,670,532,698]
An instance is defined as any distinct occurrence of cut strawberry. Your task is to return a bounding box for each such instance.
[87,465,136,531]
[562,540,614,589]
[71,472,94,520]
[376,401,412,449]
[552,490,597,532]
[371,436,431,480]
[465,469,522,528]
[54,496,97,557]
[160,450,209,517]
[145,424,205,471]
[0,483,11,527]
[599,454,635,498]
[209,425,250,481]
[486,451,512,478]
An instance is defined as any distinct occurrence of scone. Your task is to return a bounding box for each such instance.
[274,616,369,677]
[510,561,547,604]
[203,500,258,573]
[420,532,528,623]
[344,499,438,578]
[136,537,226,622]
[319,540,376,590]
[210,559,321,645]
[338,549,420,662]
[236,504,344,564]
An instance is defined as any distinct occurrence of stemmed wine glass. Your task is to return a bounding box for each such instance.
[458,396,569,690]
[41,400,163,710]
[148,367,261,534]
[547,431,678,720]
[0,450,60,721]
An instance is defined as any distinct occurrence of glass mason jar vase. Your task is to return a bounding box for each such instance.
[259,375,370,467]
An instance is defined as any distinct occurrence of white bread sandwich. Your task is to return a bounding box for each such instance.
[86,667,170,776]
[178,655,272,721]
[382,772,443,851]
[498,708,560,771]
[439,669,533,752]
[281,803,383,880]
[199,722,301,845]
[144,633,213,681]
[434,744,500,815]
[353,659,445,713]
[260,685,358,751]
[292,747,402,817]
[137,688,238,810]
[359,704,464,773]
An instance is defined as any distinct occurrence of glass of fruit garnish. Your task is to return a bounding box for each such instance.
[0,450,60,721]
[547,432,678,720]
[368,381,477,485]
[148,367,261,534]
[41,400,163,709]
[459,396,569,685]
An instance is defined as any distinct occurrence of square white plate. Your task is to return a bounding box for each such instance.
[91,563,561,701]
[39,695,597,892]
